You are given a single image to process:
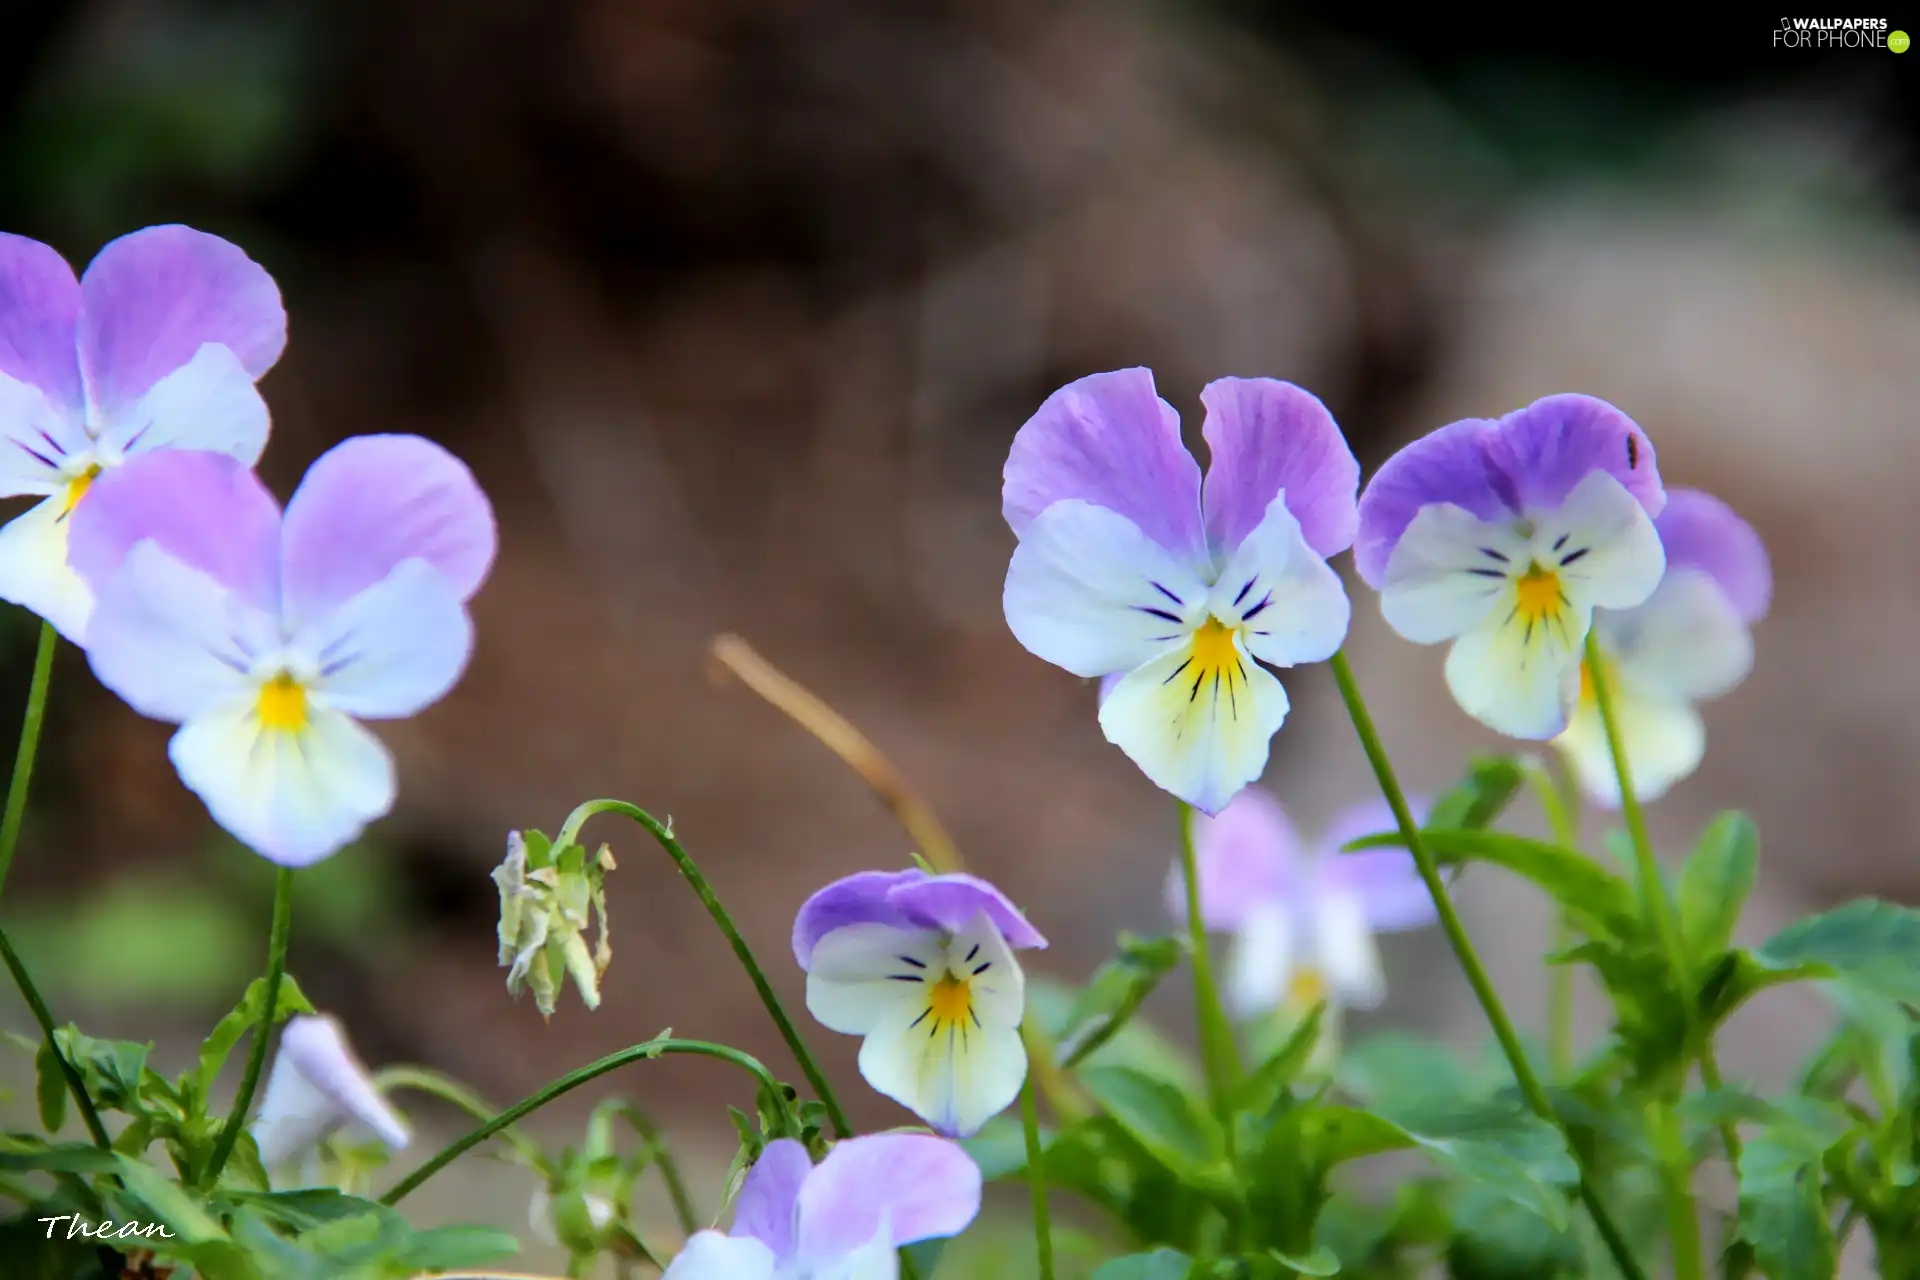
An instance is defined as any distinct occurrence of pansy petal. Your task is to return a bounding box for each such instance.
[856,997,1027,1138]
[280,434,497,628]
[794,870,926,968]
[305,560,473,719]
[98,342,269,464]
[1656,488,1771,622]
[799,1133,982,1259]
[0,234,82,418]
[1003,499,1207,678]
[662,1231,777,1280]
[733,1138,811,1261]
[80,543,265,718]
[1209,492,1350,667]
[0,373,89,496]
[1535,470,1666,612]
[1556,682,1705,808]
[1314,891,1388,1010]
[1315,796,1425,863]
[806,923,948,1035]
[1602,569,1753,703]
[1225,903,1293,1019]
[1099,632,1289,815]
[1378,504,1531,645]
[889,875,1047,950]
[1199,377,1359,560]
[1444,610,1583,740]
[1165,787,1301,931]
[251,1015,408,1168]
[78,225,285,416]
[170,702,396,867]
[945,912,1026,1027]
[68,450,282,615]
[1484,394,1663,520]
[1354,418,1507,587]
[1003,368,1206,566]
[1320,850,1437,933]
[0,497,95,640]
[823,1227,900,1280]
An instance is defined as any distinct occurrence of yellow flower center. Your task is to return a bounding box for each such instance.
[256,672,310,733]
[1287,967,1328,1009]
[60,464,103,515]
[1513,562,1564,621]
[928,974,973,1026]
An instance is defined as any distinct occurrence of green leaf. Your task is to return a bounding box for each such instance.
[903,1237,949,1278]
[394,1223,521,1269]
[1092,1248,1194,1279]
[1710,899,1920,1024]
[34,1039,67,1133]
[1078,1065,1224,1182]
[0,1135,121,1172]
[1737,1128,1835,1280]
[1679,812,1758,960]
[1426,756,1526,831]
[962,1114,1040,1180]
[1345,828,1638,939]
[189,972,316,1107]
[1057,935,1183,1068]
[1237,1003,1327,1118]
[114,1153,229,1243]
[1272,1244,1342,1274]
[1336,1033,1475,1108]
[219,1187,389,1232]
[1030,977,1201,1094]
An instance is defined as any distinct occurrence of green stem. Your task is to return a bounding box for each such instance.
[1177,802,1241,1153]
[1328,650,1648,1280]
[614,1102,699,1237]
[0,926,108,1147]
[202,865,295,1186]
[553,799,851,1138]
[381,1037,781,1205]
[1020,1075,1055,1280]
[1525,761,1581,1078]
[372,1065,547,1167]
[0,620,57,902]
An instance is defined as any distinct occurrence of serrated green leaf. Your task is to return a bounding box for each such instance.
[189,972,316,1107]
[1710,899,1920,1026]
[1344,828,1637,939]
[1427,756,1526,831]
[1680,812,1758,960]
[1737,1128,1835,1280]
[1078,1065,1224,1182]
[1092,1247,1194,1279]
[114,1153,228,1242]
[1058,935,1183,1069]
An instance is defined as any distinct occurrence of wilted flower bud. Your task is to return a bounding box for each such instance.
[494,829,616,1017]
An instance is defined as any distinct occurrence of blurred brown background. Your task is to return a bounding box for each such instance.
[2,0,1917,1264]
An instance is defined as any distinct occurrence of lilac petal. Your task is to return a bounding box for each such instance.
[888,873,1047,950]
[0,234,83,419]
[1165,787,1300,930]
[1353,418,1508,587]
[793,870,925,969]
[78,226,286,416]
[1481,394,1664,522]
[280,434,497,628]
[732,1138,811,1261]
[1317,798,1437,932]
[1198,377,1359,561]
[1314,795,1426,861]
[68,450,282,616]
[797,1133,982,1259]
[1002,368,1206,567]
[1655,488,1771,623]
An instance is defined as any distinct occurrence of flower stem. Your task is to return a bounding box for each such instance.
[553,799,851,1138]
[0,620,57,902]
[372,1065,548,1166]
[201,864,295,1187]
[1177,802,1242,1152]
[1020,1074,1055,1280]
[0,926,108,1147]
[381,1036,781,1205]
[1525,761,1581,1078]
[1328,650,1648,1280]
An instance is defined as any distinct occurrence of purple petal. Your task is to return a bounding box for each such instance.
[1481,394,1664,523]
[1199,377,1359,561]
[77,226,286,416]
[1353,419,1508,587]
[797,1133,982,1259]
[1655,488,1770,623]
[792,870,926,969]
[1003,368,1206,566]
[1315,797,1437,932]
[888,873,1047,950]
[279,434,496,627]
[68,450,282,616]
[0,234,83,418]
[732,1138,811,1261]
[1165,787,1301,930]
[1313,796,1425,861]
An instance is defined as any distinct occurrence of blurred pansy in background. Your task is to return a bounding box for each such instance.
[250,1013,410,1175]
[1167,788,1436,1020]
[69,435,496,866]
[796,869,1046,1137]
[1003,369,1357,815]
[0,225,284,638]
[1356,394,1667,740]
[1554,488,1772,806]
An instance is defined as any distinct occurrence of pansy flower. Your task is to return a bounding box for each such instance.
[796,870,1046,1137]
[1168,788,1436,1018]
[1554,489,1771,805]
[1355,395,1668,739]
[0,226,284,638]
[250,1014,410,1171]
[1002,370,1357,814]
[663,1134,980,1280]
[68,436,496,866]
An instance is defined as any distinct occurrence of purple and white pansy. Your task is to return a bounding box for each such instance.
[1169,788,1436,1018]
[663,1134,981,1280]
[796,870,1046,1138]
[0,227,285,639]
[1355,394,1668,740]
[1554,488,1772,806]
[1002,370,1358,815]
[67,436,496,866]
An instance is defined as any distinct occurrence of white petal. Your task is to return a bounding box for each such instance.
[662,1232,778,1280]
[945,914,1025,1027]
[96,342,269,465]
[1313,892,1386,1010]
[1098,632,1289,815]
[1535,470,1664,612]
[1443,605,1583,740]
[250,1015,408,1169]
[1003,499,1208,678]
[1225,903,1294,1020]
[1600,568,1752,703]
[1379,504,1530,645]
[170,702,396,866]
[1209,492,1350,667]
[1555,679,1705,809]
[0,372,85,497]
[303,559,474,719]
[815,1226,900,1280]
[80,541,267,719]
[0,495,93,639]
[857,1000,1026,1139]
[806,924,948,1036]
